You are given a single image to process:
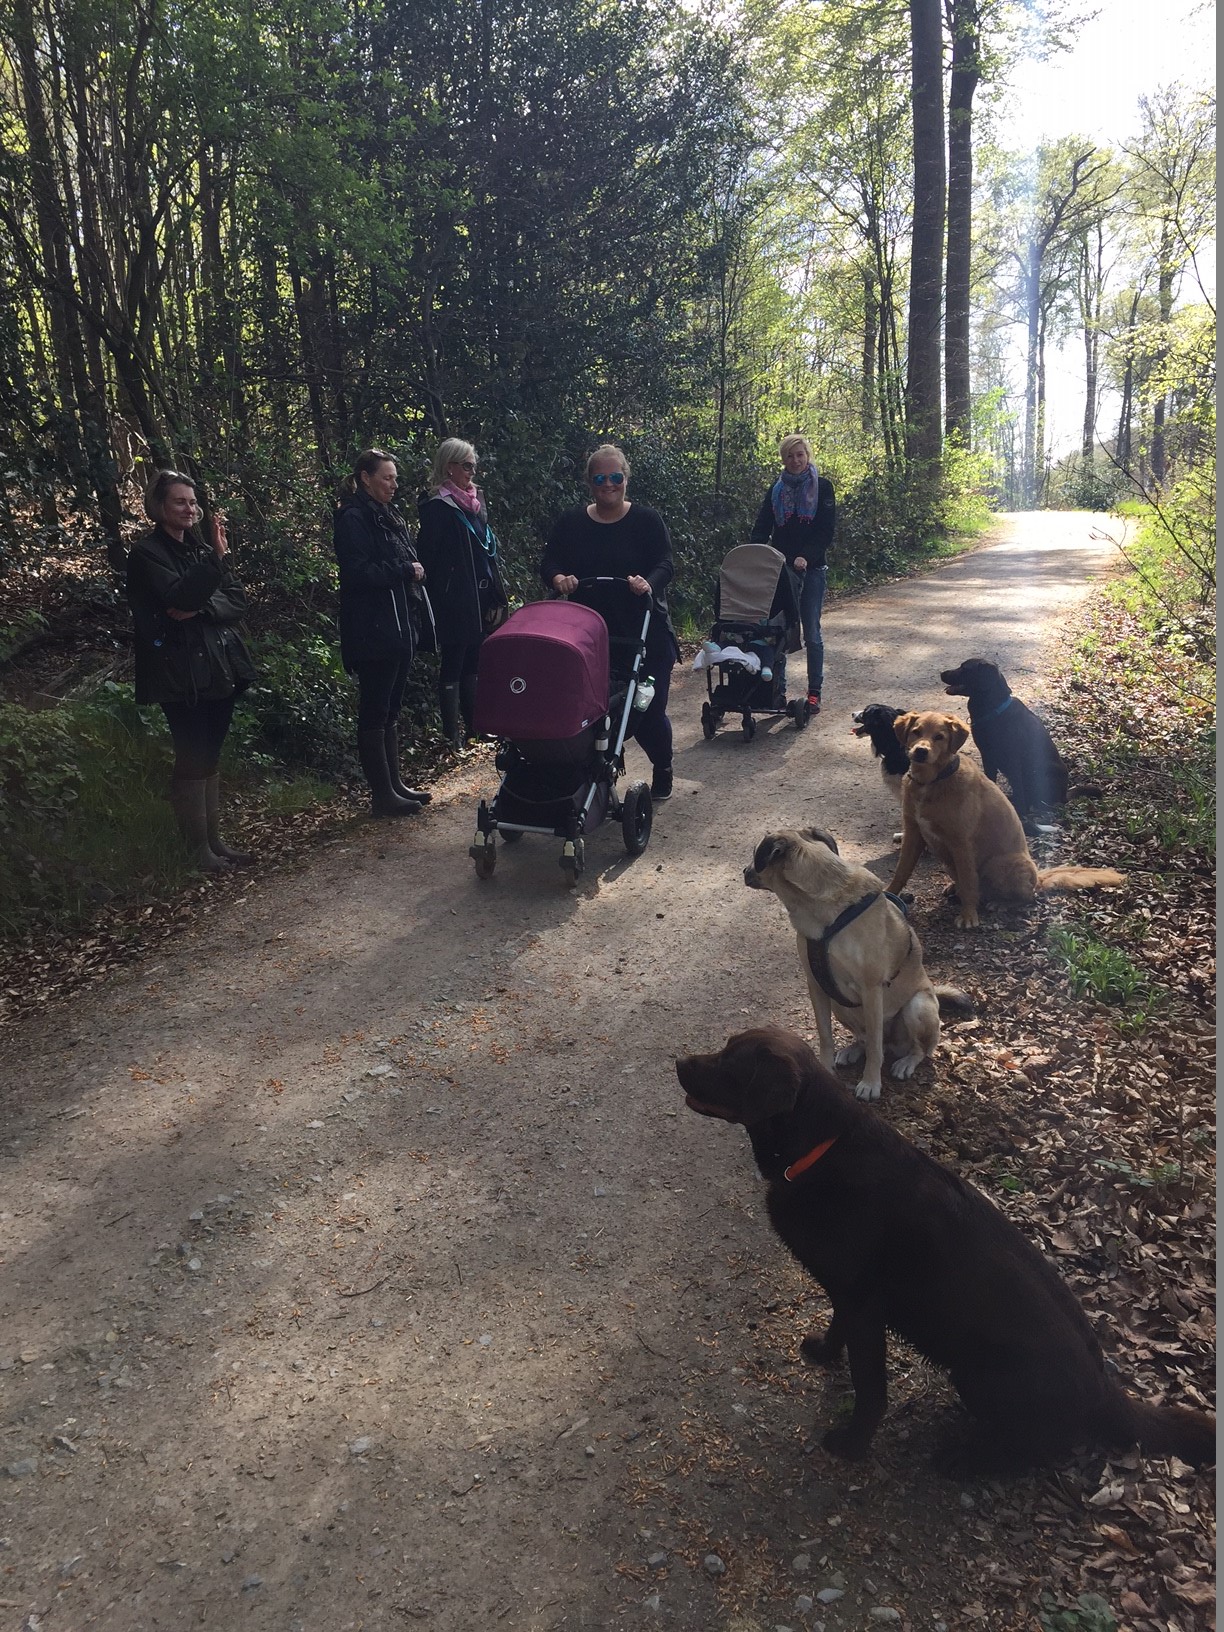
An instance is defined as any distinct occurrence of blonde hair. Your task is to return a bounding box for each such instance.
[779,434,813,465]
[584,443,631,482]
[430,438,478,491]
[144,469,200,524]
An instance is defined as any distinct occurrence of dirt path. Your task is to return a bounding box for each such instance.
[1,514,1129,1632]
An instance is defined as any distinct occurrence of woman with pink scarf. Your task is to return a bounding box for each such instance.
[416,438,509,747]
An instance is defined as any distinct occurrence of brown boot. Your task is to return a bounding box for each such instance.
[169,779,232,872]
[204,774,254,864]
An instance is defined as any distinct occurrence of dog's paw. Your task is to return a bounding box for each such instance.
[853,1078,882,1102]
[954,910,980,929]
[890,1051,924,1079]
[799,1331,843,1368]
[822,1423,871,1460]
[835,1041,865,1067]
[892,830,903,845]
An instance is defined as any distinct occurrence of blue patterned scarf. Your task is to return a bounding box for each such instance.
[771,463,820,527]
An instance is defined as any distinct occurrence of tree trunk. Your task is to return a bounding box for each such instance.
[904,0,946,476]
[944,0,978,446]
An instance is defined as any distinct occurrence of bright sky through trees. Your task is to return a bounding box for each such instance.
[1000,0,1215,456]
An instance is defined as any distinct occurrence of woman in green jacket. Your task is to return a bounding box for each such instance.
[126,470,257,871]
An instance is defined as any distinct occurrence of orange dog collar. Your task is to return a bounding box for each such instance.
[784,1135,839,1182]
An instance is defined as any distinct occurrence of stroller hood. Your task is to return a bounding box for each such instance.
[717,543,793,624]
[474,600,610,740]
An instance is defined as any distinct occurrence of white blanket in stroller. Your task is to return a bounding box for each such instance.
[692,641,762,674]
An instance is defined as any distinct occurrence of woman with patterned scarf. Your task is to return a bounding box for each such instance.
[749,433,835,713]
[416,438,509,749]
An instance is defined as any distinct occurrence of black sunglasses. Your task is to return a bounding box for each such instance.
[591,471,625,486]
[451,460,477,472]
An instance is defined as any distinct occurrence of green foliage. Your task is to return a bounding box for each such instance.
[1039,1592,1117,1632]
[235,629,356,778]
[0,690,187,935]
[0,609,48,662]
[1046,925,1161,1022]
[1095,1157,1183,1192]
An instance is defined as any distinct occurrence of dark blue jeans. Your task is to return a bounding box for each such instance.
[775,565,827,698]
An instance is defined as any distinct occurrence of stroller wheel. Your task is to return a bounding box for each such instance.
[621,781,653,856]
[701,702,717,740]
[560,835,585,887]
[742,713,756,741]
[470,834,497,879]
[500,828,524,844]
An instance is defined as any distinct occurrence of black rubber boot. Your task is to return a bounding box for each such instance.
[358,729,420,816]
[169,779,232,871]
[650,765,674,801]
[383,725,432,804]
[438,682,464,749]
[459,673,480,742]
[204,773,254,864]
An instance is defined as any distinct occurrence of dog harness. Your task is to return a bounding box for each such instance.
[805,891,914,1009]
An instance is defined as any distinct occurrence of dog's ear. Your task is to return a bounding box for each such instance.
[893,711,917,747]
[797,826,839,855]
[752,833,791,873]
[725,1031,805,1119]
[946,715,969,750]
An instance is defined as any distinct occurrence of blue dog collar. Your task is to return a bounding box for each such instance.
[985,694,1014,718]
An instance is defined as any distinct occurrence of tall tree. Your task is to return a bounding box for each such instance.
[904,0,946,473]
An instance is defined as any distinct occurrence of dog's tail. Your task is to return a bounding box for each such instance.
[1101,1391,1216,1466]
[1037,866,1125,892]
[932,985,974,1020]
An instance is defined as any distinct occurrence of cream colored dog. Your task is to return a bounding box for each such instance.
[745,826,969,1101]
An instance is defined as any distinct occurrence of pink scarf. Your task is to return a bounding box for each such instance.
[438,481,481,514]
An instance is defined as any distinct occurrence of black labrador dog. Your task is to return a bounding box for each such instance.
[940,657,1068,817]
[676,1026,1215,1466]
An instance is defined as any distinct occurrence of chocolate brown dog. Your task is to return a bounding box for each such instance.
[676,1025,1215,1465]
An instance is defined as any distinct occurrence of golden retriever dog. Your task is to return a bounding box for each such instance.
[745,827,970,1101]
[888,711,1124,929]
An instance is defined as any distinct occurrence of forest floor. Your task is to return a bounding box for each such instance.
[0,512,1214,1632]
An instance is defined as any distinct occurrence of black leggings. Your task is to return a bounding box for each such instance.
[161,696,237,781]
[351,657,413,730]
[438,642,482,684]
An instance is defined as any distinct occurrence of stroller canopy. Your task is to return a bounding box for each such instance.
[717,543,795,625]
[474,600,610,741]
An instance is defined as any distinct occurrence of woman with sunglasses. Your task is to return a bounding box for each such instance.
[416,438,509,748]
[749,433,835,713]
[540,443,679,801]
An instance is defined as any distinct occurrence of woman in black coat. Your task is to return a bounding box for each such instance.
[333,448,434,816]
[540,443,680,801]
[749,433,835,712]
[126,469,257,870]
[414,438,508,748]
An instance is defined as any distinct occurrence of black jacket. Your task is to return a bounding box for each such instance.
[750,475,836,571]
[415,492,508,649]
[126,526,256,705]
[333,493,432,670]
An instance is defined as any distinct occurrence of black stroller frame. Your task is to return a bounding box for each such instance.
[700,542,811,741]
[470,578,657,886]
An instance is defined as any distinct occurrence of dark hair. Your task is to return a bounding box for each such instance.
[144,469,200,524]
[341,447,395,497]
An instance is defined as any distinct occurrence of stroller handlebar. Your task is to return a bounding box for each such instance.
[555,575,660,614]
